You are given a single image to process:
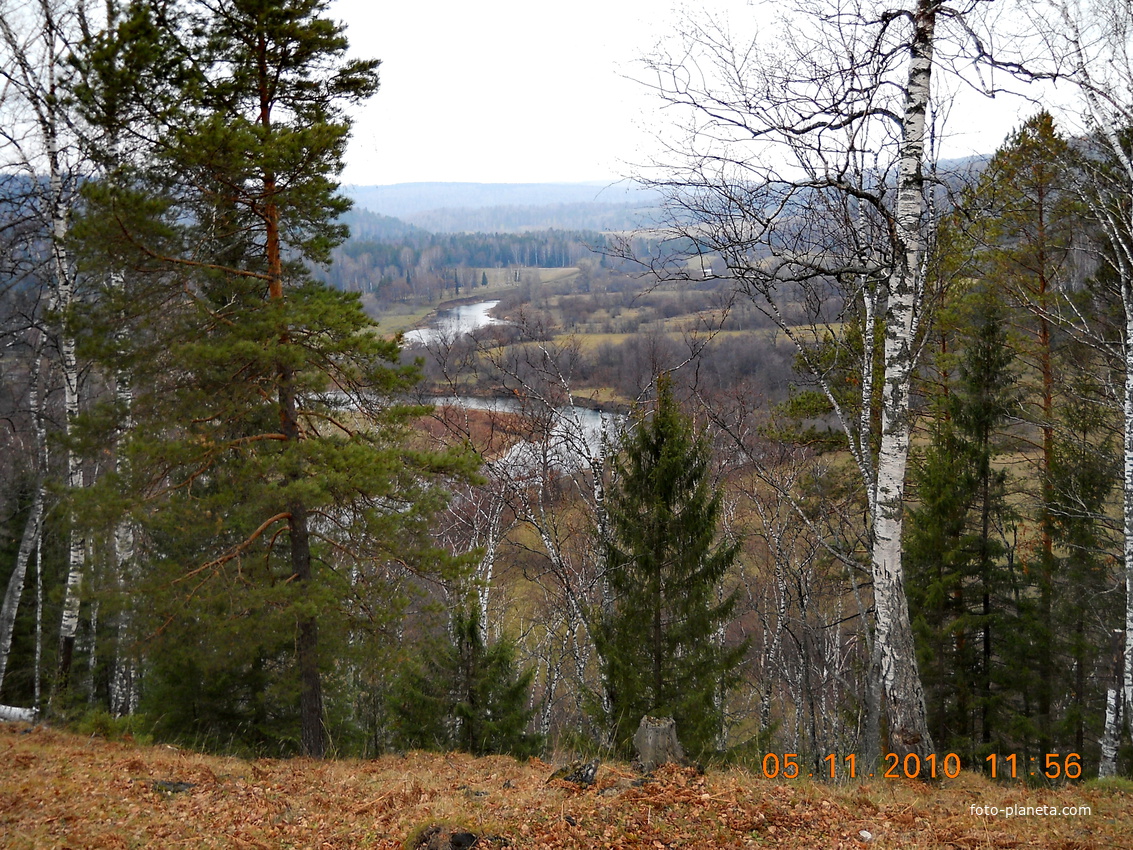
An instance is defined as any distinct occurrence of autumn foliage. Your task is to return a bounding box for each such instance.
[2,722,1129,849]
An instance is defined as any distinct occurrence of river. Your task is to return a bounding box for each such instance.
[404,301,621,465]
[401,300,505,347]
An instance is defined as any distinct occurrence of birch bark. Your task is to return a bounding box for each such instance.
[0,0,88,703]
[0,341,47,699]
[869,0,938,762]
[1030,0,1133,776]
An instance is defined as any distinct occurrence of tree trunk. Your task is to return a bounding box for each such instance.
[1099,629,1123,777]
[0,705,36,723]
[0,481,44,697]
[52,127,84,710]
[1123,315,1133,729]
[869,0,938,764]
[258,18,323,753]
[0,338,47,698]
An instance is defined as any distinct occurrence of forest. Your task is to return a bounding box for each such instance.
[3,0,1133,788]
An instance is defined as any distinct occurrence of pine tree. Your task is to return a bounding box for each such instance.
[70,0,476,756]
[966,113,1079,755]
[596,375,745,758]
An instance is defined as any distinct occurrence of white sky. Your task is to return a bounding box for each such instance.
[332,0,670,185]
[331,0,1064,187]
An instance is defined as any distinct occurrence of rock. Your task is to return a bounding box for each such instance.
[633,715,685,772]
[151,779,196,794]
[410,825,479,850]
[548,758,599,787]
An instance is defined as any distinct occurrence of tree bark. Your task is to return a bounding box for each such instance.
[869,0,938,763]
[0,336,47,699]
[1099,629,1123,777]
[0,482,44,697]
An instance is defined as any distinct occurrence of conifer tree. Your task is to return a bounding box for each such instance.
[907,283,1017,757]
[1047,388,1119,756]
[965,114,1079,754]
[389,606,540,757]
[596,375,745,758]
[70,0,476,756]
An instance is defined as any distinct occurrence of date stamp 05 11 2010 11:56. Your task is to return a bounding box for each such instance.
[753,752,1084,781]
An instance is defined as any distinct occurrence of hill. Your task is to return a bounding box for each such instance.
[343,181,662,233]
[2,722,1126,849]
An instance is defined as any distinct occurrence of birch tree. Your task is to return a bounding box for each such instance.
[421,320,626,741]
[0,334,48,720]
[627,0,1002,763]
[1007,0,1133,776]
[0,0,91,705]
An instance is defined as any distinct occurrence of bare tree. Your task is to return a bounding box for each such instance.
[0,330,48,721]
[420,319,628,743]
[1001,0,1133,776]
[622,0,1003,763]
[0,0,91,706]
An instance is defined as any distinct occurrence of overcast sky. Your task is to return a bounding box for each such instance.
[331,0,671,186]
[330,0,1060,188]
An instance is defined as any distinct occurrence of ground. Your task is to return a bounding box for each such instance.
[1,723,1127,848]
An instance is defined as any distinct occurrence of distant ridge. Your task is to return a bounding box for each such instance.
[343,180,661,220]
[339,159,991,235]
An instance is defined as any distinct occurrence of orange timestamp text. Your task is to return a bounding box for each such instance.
[756,752,964,779]
[755,752,1084,780]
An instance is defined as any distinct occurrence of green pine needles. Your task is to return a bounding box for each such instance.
[68,0,477,756]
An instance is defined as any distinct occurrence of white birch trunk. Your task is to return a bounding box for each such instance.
[1125,315,1133,729]
[0,488,44,696]
[1099,686,1121,777]
[33,526,43,710]
[53,168,85,697]
[0,485,44,698]
[1099,629,1123,777]
[44,17,84,697]
[868,0,937,762]
[0,0,88,702]
[0,705,37,723]
[110,369,138,717]
[474,492,503,646]
[1043,0,1133,764]
[0,339,47,696]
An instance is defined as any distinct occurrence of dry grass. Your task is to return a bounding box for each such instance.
[3,723,1128,849]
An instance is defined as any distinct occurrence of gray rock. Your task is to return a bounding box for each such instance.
[412,825,479,850]
[548,758,599,786]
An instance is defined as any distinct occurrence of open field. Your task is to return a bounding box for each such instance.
[2,723,1127,849]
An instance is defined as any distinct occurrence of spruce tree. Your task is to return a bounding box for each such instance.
[389,606,540,757]
[906,283,1017,758]
[596,375,745,758]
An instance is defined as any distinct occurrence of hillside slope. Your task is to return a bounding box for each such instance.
[1,723,1125,849]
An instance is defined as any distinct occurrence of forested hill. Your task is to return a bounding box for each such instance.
[322,218,609,296]
[343,181,662,233]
